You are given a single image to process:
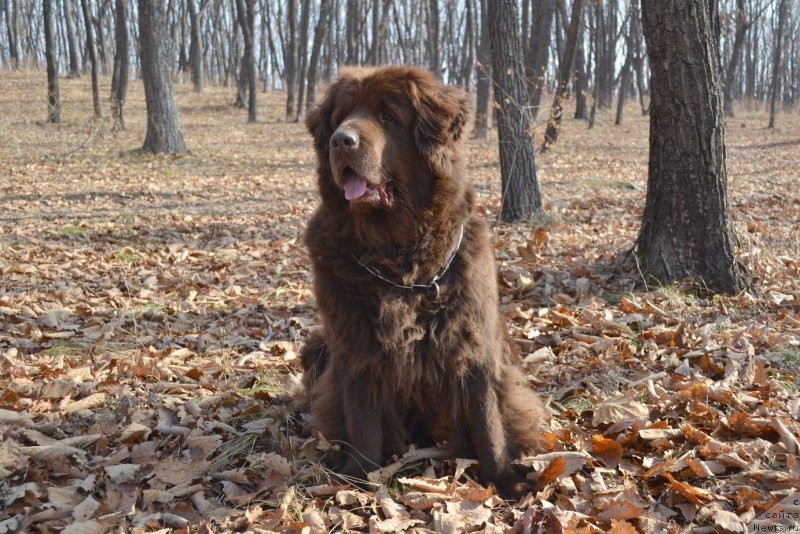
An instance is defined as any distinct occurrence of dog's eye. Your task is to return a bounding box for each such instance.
[379,111,397,125]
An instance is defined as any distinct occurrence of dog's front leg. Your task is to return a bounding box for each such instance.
[463,364,513,486]
[338,372,384,482]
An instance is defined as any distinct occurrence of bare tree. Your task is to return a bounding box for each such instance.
[139,0,187,153]
[768,0,787,128]
[541,0,584,152]
[615,7,635,125]
[43,0,60,123]
[110,0,128,128]
[427,0,440,76]
[235,0,256,123]
[285,0,297,120]
[187,0,204,93]
[723,0,750,116]
[80,0,102,118]
[635,0,747,294]
[473,0,491,138]
[526,0,555,119]
[306,0,331,108]
[294,0,310,121]
[5,0,19,68]
[488,0,542,221]
[63,0,81,77]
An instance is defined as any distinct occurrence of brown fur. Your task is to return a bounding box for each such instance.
[301,66,544,493]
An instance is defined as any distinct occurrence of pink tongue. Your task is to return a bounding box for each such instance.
[344,177,367,200]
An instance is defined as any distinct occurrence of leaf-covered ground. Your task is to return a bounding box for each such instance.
[1,71,798,533]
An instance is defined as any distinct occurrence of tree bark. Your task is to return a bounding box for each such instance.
[473,0,491,139]
[63,0,81,77]
[294,0,310,121]
[5,0,19,68]
[139,0,187,153]
[525,0,554,119]
[768,0,787,129]
[306,0,331,108]
[187,0,204,93]
[722,0,749,117]
[541,0,584,152]
[235,0,257,123]
[635,0,747,295]
[488,0,542,222]
[631,5,648,115]
[573,5,588,120]
[427,0,440,77]
[285,0,297,120]
[614,8,636,126]
[43,0,60,123]
[110,0,128,129]
[80,0,102,118]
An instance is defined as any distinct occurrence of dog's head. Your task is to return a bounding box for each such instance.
[306,66,469,213]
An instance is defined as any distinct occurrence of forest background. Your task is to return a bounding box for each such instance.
[0,0,799,532]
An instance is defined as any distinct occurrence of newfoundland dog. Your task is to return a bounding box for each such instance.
[301,66,544,494]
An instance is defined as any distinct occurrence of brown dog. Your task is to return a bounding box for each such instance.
[301,66,543,494]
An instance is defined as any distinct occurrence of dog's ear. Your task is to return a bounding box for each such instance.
[408,74,470,156]
[305,83,339,153]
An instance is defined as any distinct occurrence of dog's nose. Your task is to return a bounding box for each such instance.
[331,130,359,150]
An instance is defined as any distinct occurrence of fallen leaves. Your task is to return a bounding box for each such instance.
[1,71,799,532]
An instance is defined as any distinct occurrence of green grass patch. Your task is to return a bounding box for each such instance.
[561,396,593,413]
[116,248,141,263]
[58,225,85,235]
[239,370,285,398]
[779,346,800,370]
[43,340,84,357]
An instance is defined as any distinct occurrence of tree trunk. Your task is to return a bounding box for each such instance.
[43,0,60,123]
[139,0,187,153]
[427,0,440,77]
[94,2,108,74]
[235,0,256,123]
[294,0,310,121]
[345,0,356,63]
[614,8,636,126]
[285,0,297,120]
[473,0,491,139]
[306,0,331,108]
[768,0,787,129]
[541,0,583,152]
[63,0,81,77]
[5,0,19,68]
[80,0,102,118]
[635,0,747,295]
[573,6,588,120]
[525,0,554,119]
[110,0,128,129]
[187,0,203,93]
[722,0,749,117]
[632,5,648,115]
[488,0,542,222]
[460,0,476,92]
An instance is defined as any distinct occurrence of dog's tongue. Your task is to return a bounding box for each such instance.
[344,177,367,200]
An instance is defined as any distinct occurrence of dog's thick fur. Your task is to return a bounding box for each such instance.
[301,66,543,492]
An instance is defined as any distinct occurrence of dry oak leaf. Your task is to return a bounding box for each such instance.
[104,464,140,484]
[610,519,640,534]
[661,472,712,504]
[154,457,210,485]
[518,451,592,480]
[590,435,623,468]
[713,510,746,533]
[592,395,650,426]
[376,485,411,519]
[61,520,105,534]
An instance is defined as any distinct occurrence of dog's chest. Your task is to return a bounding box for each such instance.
[374,292,451,372]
